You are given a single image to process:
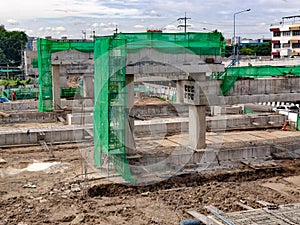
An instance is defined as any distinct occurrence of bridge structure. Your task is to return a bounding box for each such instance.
[36,32,300,182]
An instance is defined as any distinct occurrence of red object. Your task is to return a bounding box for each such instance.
[270,28,280,32]
[271,52,279,56]
[147,29,162,33]
[282,122,287,131]
[11,91,16,101]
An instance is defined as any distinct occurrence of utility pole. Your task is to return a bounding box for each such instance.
[82,30,86,40]
[177,12,191,33]
[113,25,118,35]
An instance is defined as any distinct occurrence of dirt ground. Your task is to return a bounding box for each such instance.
[1,143,300,225]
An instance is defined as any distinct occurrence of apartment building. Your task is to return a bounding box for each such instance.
[270,15,300,58]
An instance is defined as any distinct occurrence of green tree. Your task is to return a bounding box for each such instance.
[0,28,28,66]
[0,48,6,64]
[255,42,271,56]
[239,43,271,56]
[225,45,233,58]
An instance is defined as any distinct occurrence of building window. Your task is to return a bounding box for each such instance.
[282,43,290,48]
[292,30,300,36]
[273,31,281,37]
[273,44,281,48]
[282,31,291,36]
[292,43,300,48]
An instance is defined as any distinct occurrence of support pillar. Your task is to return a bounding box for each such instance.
[176,80,184,104]
[189,105,206,149]
[52,65,61,110]
[125,74,136,155]
[83,74,94,99]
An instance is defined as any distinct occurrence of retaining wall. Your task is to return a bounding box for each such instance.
[0,126,92,147]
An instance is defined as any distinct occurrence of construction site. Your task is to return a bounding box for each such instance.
[1,32,300,225]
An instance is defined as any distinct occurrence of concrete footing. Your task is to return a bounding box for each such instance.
[0,125,92,147]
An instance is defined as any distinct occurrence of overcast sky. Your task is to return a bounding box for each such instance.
[1,0,299,40]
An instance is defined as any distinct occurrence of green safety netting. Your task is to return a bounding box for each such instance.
[37,38,94,112]
[93,32,225,182]
[37,32,225,182]
[94,36,135,182]
[32,58,38,68]
[118,32,225,55]
[216,65,300,95]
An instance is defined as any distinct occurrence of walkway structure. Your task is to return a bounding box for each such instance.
[36,32,300,182]
[37,38,94,112]
[93,32,225,181]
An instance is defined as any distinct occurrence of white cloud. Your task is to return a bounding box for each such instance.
[91,23,99,28]
[100,22,117,28]
[53,26,66,32]
[2,0,300,39]
[164,24,177,31]
[7,19,18,25]
[144,10,161,17]
[134,25,145,29]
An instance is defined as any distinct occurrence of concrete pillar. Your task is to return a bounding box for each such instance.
[52,65,61,110]
[176,80,184,103]
[189,105,206,149]
[83,75,94,99]
[125,74,136,155]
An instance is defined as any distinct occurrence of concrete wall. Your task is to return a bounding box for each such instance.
[133,114,285,137]
[0,127,89,147]
[194,78,300,105]
[130,103,188,118]
[209,114,285,131]
[0,99,94,112]
[0,112,56,124]
[129,144,273,175]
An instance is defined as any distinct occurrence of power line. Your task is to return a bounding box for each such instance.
[177,12,191,33]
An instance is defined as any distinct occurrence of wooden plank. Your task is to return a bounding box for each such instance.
[187,211,210,224]
[207,215,226,225]
[205,205,234,225]
[235,201,254,210]
[57,116,66,123]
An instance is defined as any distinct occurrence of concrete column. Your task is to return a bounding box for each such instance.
[83,75,94,99]
[176,80,184,103]
[52,65,61,110]
[125,74,136,155]
[189,105,206,149]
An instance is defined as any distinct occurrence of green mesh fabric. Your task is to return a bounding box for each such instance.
[94,37,135,182]
[118,32,225,55]
[93,32,225,182]
[217,65,300,95]
[37,38,94,112]
[37,32,225,182]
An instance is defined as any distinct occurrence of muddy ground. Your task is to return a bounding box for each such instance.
[1,143,300,225]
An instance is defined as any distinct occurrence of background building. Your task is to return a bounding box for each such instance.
[270,15,300,58]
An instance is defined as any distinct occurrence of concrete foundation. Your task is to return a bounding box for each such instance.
[0,99,94,112]
[0,112,56,124]
[133,114,285,137]
[0,125,92,147]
